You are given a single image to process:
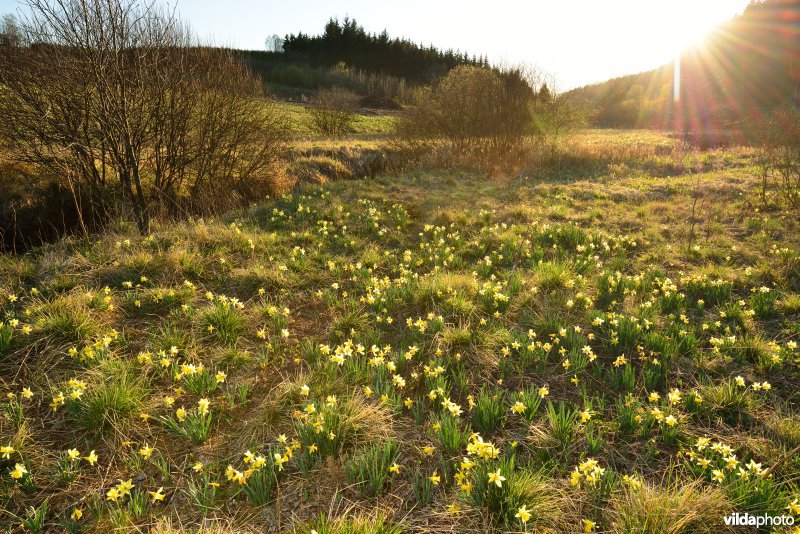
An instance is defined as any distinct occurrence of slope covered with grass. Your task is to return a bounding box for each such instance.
[1,133,799,533]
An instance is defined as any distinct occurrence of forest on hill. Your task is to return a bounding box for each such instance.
[241,17,488,102]
[569,0,800,130]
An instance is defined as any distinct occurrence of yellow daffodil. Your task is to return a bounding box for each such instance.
[516,505,532,523]
[139,445,154,460]
[487,468,506,487]
[10,463,27,479]
[84,450,98,466]
[149,486,165,503]
[118,479,134,495]
[0,445,14,459]
[274,452,287,471]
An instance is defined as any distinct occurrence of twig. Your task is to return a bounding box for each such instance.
[763,443,800,478]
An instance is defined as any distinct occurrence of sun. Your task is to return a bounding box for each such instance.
[667,0,751,54]
[664,1,751,101]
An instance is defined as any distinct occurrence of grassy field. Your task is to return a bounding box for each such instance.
[275,101,398,140]
[1,131,799,533]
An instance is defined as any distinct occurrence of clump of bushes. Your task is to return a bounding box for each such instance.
[0,0,290,236]
[308,86,360,136]
[400,65,533,154]
[753,104,800,208]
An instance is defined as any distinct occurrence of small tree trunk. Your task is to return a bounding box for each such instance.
[65,171,90,244]
[125,143,150,235]
[131,163,150,235]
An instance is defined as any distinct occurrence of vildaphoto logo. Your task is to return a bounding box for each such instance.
[723,513,795,527]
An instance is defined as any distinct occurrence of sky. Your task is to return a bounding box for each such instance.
[0,0,752,89]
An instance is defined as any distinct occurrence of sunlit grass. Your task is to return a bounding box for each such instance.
[0,131,798,532]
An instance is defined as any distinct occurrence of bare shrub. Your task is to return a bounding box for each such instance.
[0,0,289,235]
[399,65,533,158]
[308,86,359,136]
[179,48,290,214]
[754,105,800,208]
[532,89,590,149]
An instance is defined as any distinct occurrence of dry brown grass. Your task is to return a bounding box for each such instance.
[608,479,735,534]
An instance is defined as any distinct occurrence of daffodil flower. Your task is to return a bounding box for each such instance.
[487,468,506,487]
[516,505,531,523]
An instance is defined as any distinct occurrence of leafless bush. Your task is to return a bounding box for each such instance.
[531,90,590,149]
[399,65,533,158]
[754,105,800,208]
[308,86,359,136]
[0,0,289,235]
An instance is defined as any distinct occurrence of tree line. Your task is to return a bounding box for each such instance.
[281,17,489,84]
[240,17,491,102]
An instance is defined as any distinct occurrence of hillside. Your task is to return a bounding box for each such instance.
[2,132,800,532]
[569,0,800,129]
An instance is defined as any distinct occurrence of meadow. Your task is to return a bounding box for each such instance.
[1,130,799,533]
[275,101,398,139]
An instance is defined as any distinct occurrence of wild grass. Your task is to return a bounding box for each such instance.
[297,511,403,534]
[67,362,149,433]
[345,438,401,497]
[609,480,734,534]
[471,386,505,436]
[274,101,398,139]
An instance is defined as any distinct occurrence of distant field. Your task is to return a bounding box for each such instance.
[273,101,399,139]
[1,131,799,533]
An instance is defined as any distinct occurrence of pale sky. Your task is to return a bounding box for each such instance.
[0,0,752,89]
